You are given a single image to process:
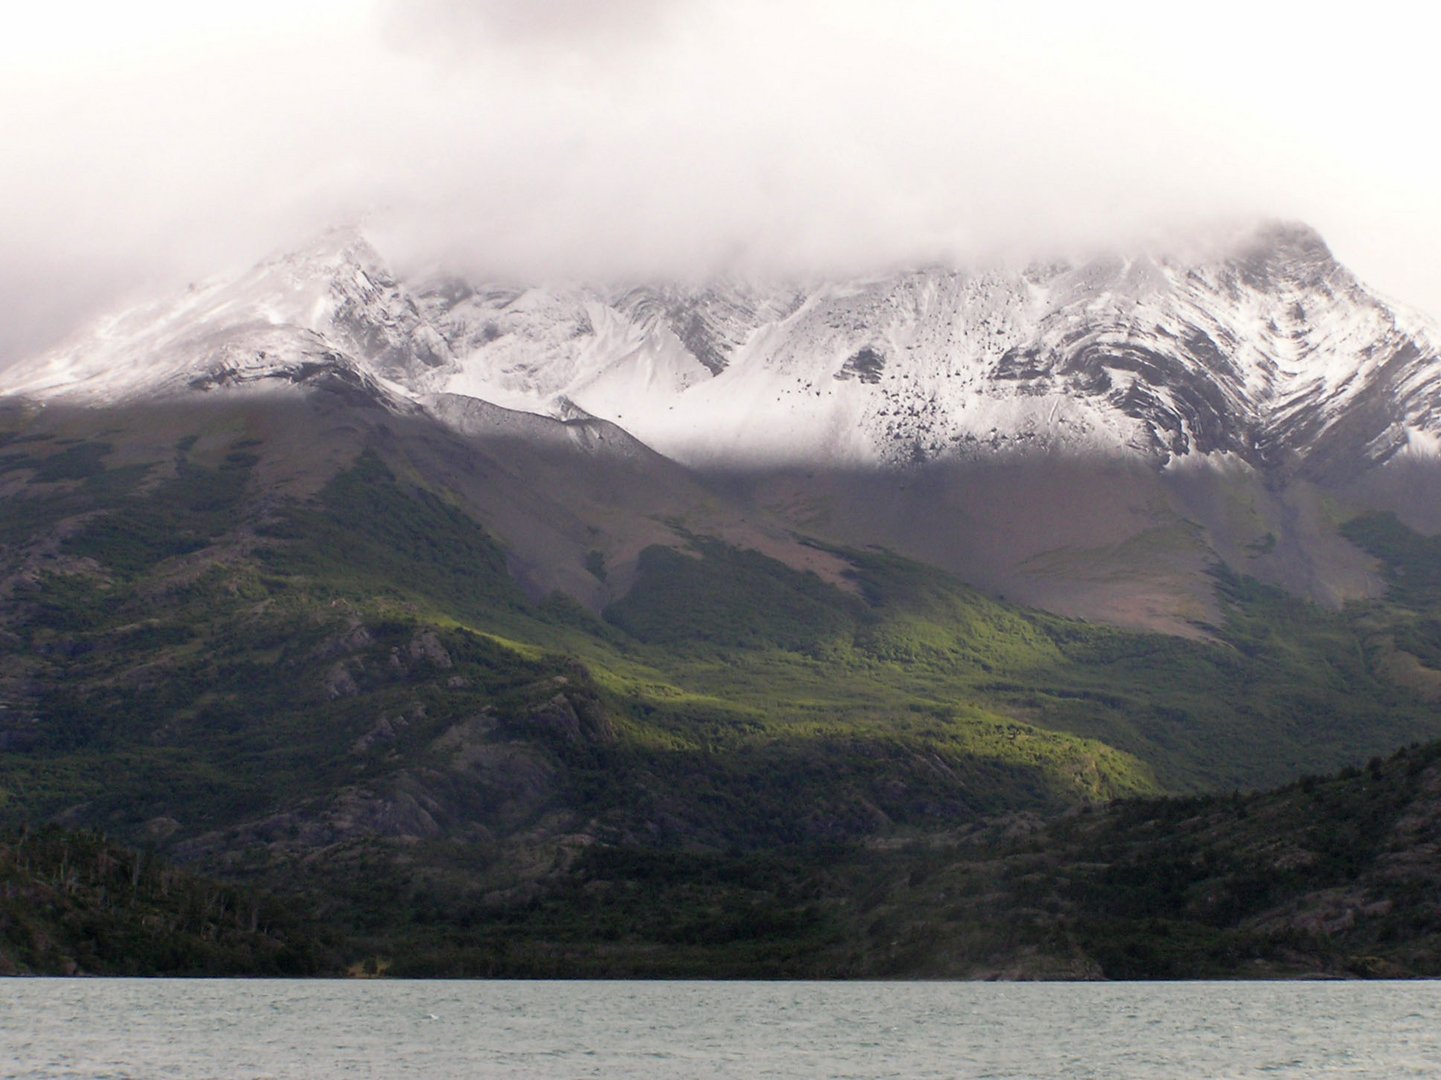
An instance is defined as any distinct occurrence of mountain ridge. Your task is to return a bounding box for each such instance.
[10,219,1441,634]
[10,221,1441,476]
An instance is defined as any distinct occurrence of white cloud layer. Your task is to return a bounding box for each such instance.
[4,0,1441,362]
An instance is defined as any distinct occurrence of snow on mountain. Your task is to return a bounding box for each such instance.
[407,222,1441,475]
[0,228,433,410]
[6,221,1441,480]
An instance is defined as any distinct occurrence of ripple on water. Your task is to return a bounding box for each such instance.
[4,979,1441,1080]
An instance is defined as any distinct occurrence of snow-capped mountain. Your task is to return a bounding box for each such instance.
[0,229,437,412]
[414,223,1441,475]
[9,219,1441,635]
[6,221,1440,483]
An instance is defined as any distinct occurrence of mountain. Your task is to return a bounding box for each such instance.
[9,221,1438,633]
[20,222,1439,475]
[8,221,1441,976]
[410,223,1441,478]
[409,223,1441,632]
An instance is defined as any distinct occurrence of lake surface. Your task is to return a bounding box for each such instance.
[2,978,1439,1078]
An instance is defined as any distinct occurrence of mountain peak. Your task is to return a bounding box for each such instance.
[272,222,383,270]
[1231,220,1338,289]
[1250,218,1329,252]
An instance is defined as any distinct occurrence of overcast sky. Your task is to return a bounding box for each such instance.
[4,0,1441,364]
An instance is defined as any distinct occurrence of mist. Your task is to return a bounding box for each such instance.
[4,0,1441,365]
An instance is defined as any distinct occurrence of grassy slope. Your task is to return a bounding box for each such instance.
[1,438,1152,842]
[595,532,1441,794]
[6,428,1441,830]
[6,419,1441,974]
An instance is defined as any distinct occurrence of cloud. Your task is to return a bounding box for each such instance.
[4,1,1441,365]
[384,0,675,52]
[363,1,1309,278]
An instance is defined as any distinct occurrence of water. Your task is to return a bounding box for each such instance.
[2,979,1439,1079]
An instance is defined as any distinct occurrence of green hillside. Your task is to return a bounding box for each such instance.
[11,743,1441,978]
[6,404,1441,974]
